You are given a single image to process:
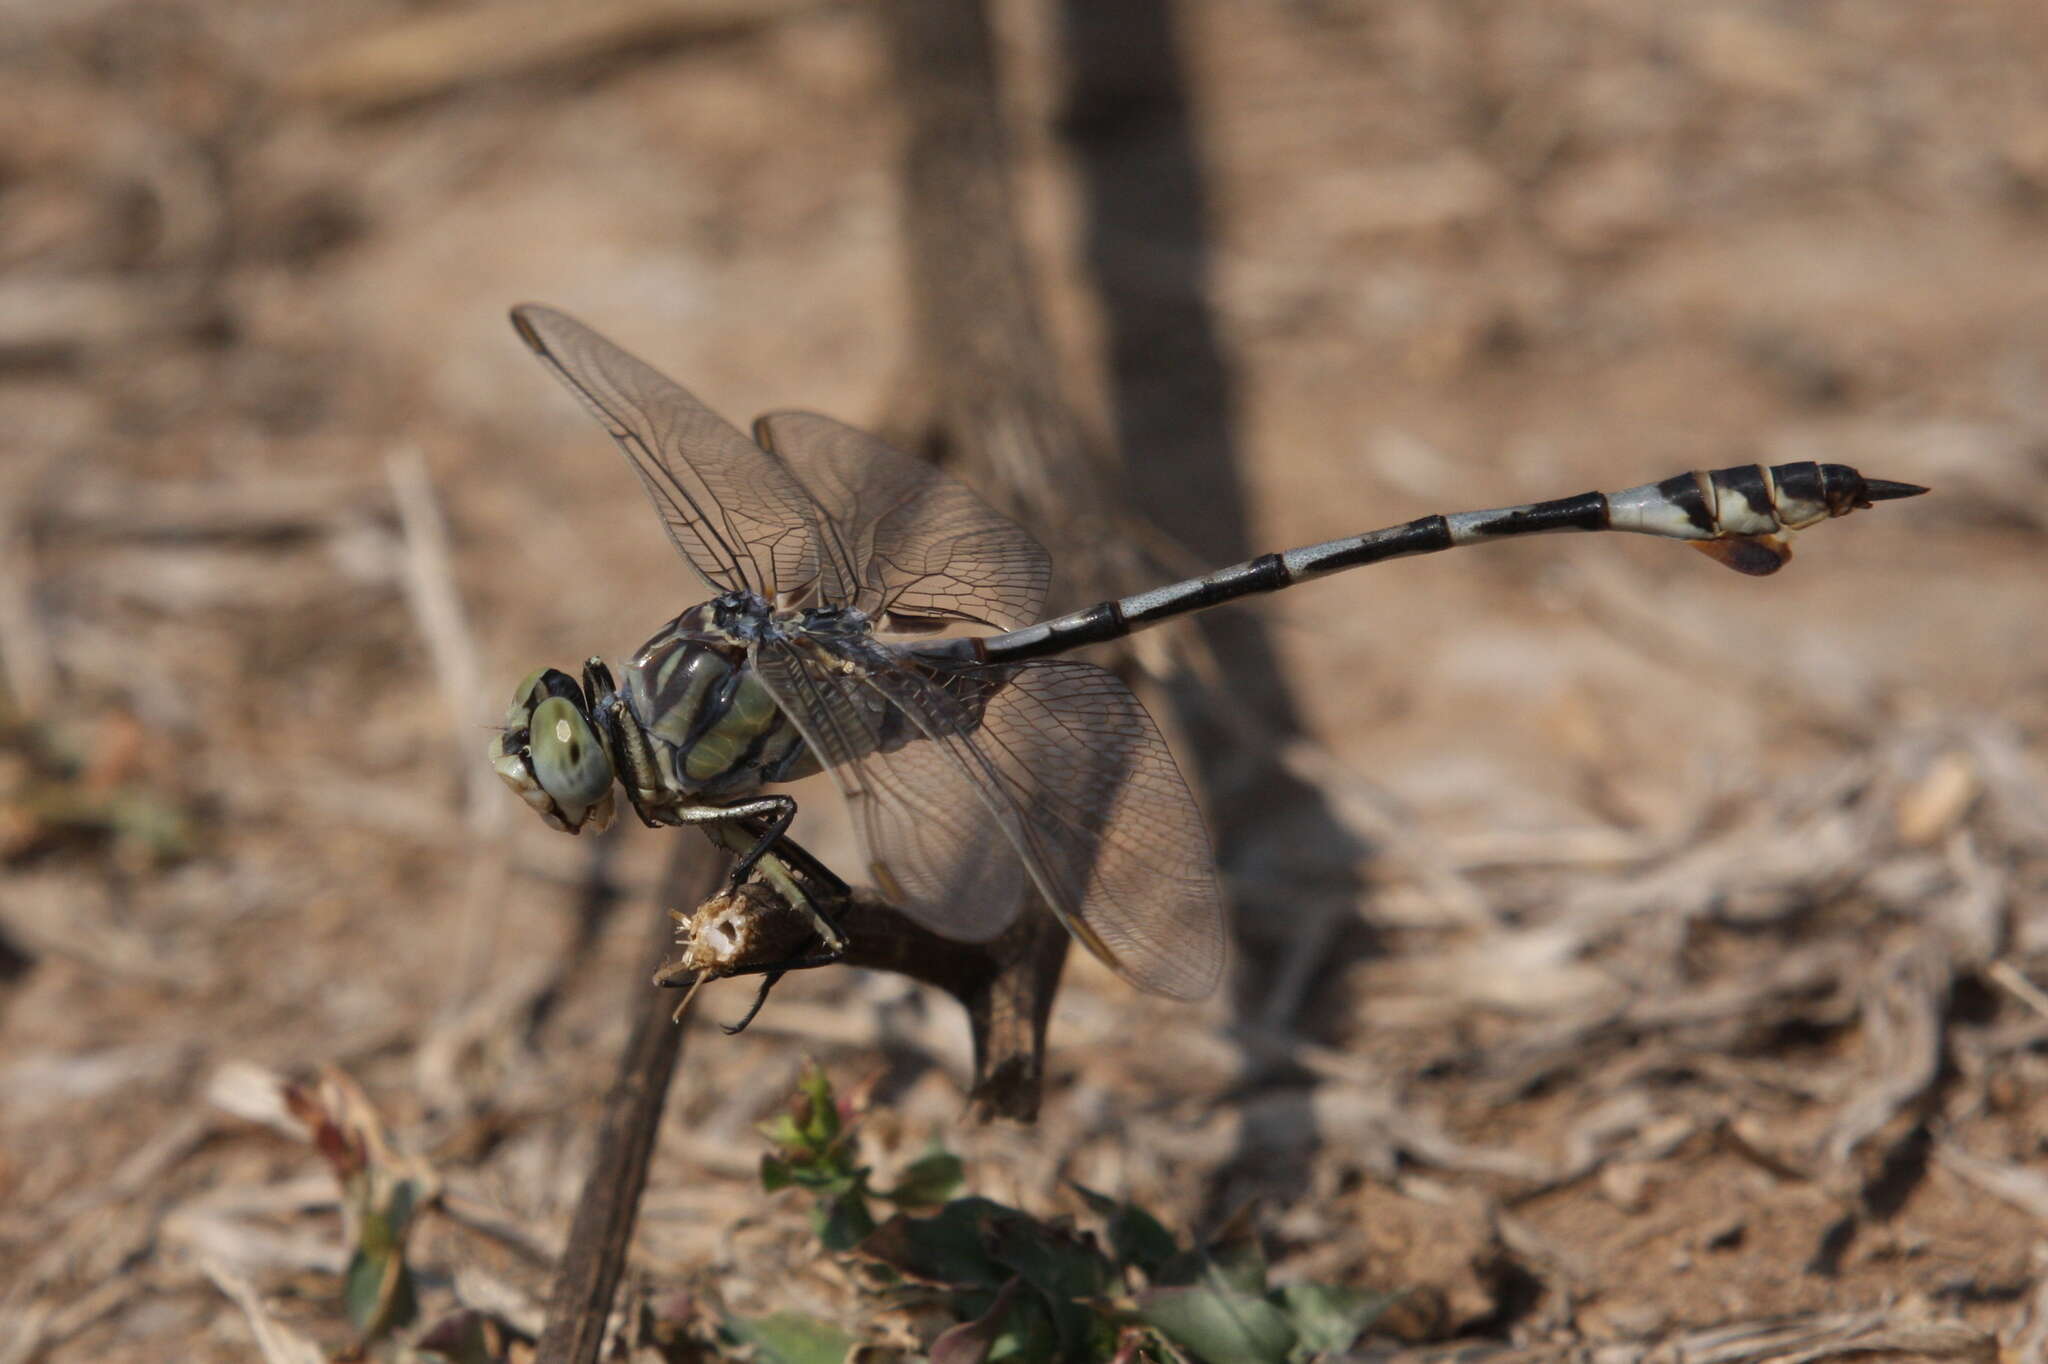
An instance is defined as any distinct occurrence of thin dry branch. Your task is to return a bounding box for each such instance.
[285,0,818,111]
[532,838,712,1364]
[386,448,492,824]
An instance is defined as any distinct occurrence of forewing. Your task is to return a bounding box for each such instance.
[754,411,1052,630]
[512,305,840,601]
[750,639,1031,942]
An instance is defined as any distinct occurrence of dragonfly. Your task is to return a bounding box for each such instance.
[490,304,1927,1011]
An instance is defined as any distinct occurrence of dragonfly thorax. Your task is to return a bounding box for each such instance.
[618,606,819,804]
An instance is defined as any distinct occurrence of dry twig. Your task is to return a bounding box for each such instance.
[285,0,819,111]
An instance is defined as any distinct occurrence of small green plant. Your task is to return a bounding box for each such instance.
[756,1062,967,1252]
[282,1069,436,1345]
[731,1063,1393,1364]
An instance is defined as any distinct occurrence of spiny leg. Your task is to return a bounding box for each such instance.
[722,972,784,1035]
[669,795,799,891]
[698,810,850,955]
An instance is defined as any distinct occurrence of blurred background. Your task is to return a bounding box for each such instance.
[3,0,2046,1358]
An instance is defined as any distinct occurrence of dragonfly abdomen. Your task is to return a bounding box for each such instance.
[964,460,1923,665]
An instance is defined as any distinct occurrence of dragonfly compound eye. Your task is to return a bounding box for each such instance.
[524,696,615,833]
[488,669,616,834]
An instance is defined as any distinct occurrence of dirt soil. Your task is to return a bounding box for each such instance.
[3,1,2047,1360]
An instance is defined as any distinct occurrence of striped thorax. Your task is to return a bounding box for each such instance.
[619,595,821,802]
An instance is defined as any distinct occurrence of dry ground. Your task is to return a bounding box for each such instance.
[3,1,2047,1359]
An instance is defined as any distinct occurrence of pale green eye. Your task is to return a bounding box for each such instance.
[490,668,616,833]
[528,696,614,826]
[502,669,554,731]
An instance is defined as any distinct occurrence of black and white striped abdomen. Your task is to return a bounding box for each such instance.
[1603,462,1883,541]
[955,459,1924,666]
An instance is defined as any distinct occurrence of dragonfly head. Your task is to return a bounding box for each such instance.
[489,667,617,834]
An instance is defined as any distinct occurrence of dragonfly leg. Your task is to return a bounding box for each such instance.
[676,825,853,1033]
[668,796,798,889]
[694,813,852,957]
[739,823,850,953]
[722,972,784,1034]
[712,927,875,1033]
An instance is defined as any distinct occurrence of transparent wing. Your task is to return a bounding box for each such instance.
[753,639,1226,999]
[877,658,1227,1000]
[754,411,1052,631]
[752,639,1031,942]
[511,305,852,603]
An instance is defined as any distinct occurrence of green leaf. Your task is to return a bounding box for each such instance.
[341,1243,418,1340]
[815,1191,877,1252]
[1189,1218,1270,1298]
[798,1063,840,1146]
[1276,1282,1397,1356]
[384,1178,421,1240]
[857,1200,1009,1288]
[982,1210,1113,1356]
[984,1211,1112,1300]
[784,1161,863,1197]
[1148,1249,1208,1291]
[723,1311,858,1364]
[882,1150,964,1208]
[983,1296,1060,1363]
[761,1154,796,1192]
[760,1063,845,1160]
[341,1248,381,1331]
[1204,1203,1268,1294]
[1138,1286,1295,1364]
[759,1113,807,1153]
[1072,1183,1180,1278]
[929,1278,1026,1364]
